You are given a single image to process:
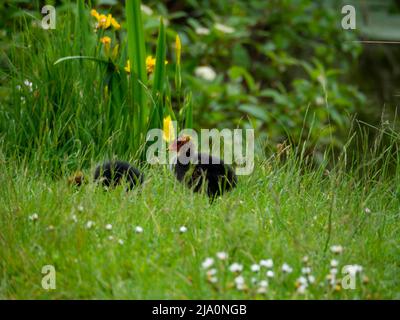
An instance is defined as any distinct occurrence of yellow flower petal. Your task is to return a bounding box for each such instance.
[111,17,121,30]
[90,9,100,20]
[146,55,156,74]
[100,36,111,45]
[124,60,131,73]
[163,115,175,142]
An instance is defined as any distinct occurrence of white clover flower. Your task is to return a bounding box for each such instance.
[301,267,312,274]
[330,259,339,267]
[140,4,153,15]
[77,205,84,213]
[195,26,210,35]
[229,262,243,273]
[259,280,268,288]
[194,66,216,81]
[260,259,273,268]
[105,224,113,231]
[118,239,124,245]
[86,220,94,229]
[28,213,39,221]
[135,226,143,233]
[202,257,214,269]
[266,270,275,278]
[282,263,293,273]
[251,264,260,272]
[214,22,235,34]
[179,226,187,233]
[330,245,343,254]
[216,251,228,260]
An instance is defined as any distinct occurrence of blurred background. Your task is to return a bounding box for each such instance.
[1,0,400,170]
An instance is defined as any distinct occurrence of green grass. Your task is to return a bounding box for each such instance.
[0,152,399,299]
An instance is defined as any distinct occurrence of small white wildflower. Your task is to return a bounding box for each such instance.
[216,251,228,260]
[308,275,316,284]
[282,263,293,273]
[105,224,112,231]
[301,267,312,274]
[330,245,343,254]
[330,259,339,267]
[206,268,217,276]
[47,225,55,231]
[28,213,39,221]
[257,287,267,294]
[251,264,260,272]
[77,205,84,213]
[297,285,307,294]
[118,239,124,245]
[108,235,114,241]
[266,270,275,278]
[214,22,235,34]
[297,276,308,286]
[179,226,187,233]
[234,275,245,285]
[229,263,243,273]
[330,268,338,275]
[302,256,309,263]
[194,66,216,81]
[140,4,153,15]
[71,214,78,223]
[23,79,33,92]
[202,258,214,269]
[259,280,268,288]
[260,259,273,268]
[16,85,21,91]
[135,226,143,233]
[209,276,218,283]
[86,220,94,229]
[364,207,371,214]
[195,26,210,35]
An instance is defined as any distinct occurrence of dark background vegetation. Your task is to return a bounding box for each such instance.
[1,0,400,171]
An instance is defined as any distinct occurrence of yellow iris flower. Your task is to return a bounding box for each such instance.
[124,56,168,74]
[91,9,120,30]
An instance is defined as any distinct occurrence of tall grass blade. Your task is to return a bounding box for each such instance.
[126,0,148,154]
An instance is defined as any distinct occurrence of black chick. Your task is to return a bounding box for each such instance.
[94,160,144,190]
[169,135,237,199]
